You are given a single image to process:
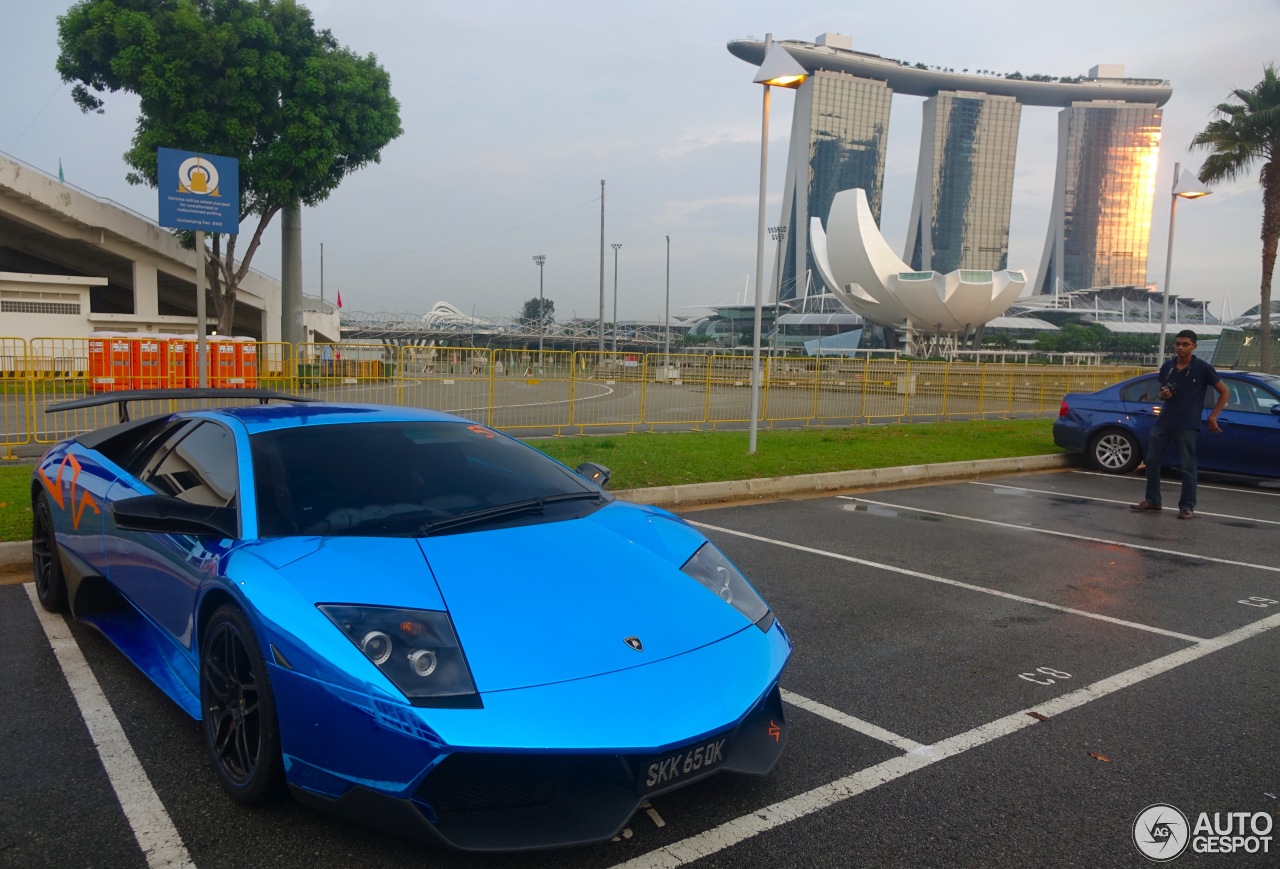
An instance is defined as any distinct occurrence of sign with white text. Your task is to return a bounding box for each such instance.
[157,147,240,234]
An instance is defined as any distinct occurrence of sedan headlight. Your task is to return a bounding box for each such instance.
[318,605,480,707]
[680,543,773,630]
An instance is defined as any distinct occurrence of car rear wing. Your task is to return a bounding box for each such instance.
[46,388,317,423]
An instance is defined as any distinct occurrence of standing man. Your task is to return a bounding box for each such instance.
[1131,329,1229,519]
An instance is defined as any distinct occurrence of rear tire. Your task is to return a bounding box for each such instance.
[32,494,68,613]
[1087,429,1142,474]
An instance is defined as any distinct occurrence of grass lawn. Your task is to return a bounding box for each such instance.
[533,419,1059,489]
[0,418,1060,542]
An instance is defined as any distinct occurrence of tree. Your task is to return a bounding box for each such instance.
[1190,64,1280,373]
[56,0,402,333]
[519,297,554,328]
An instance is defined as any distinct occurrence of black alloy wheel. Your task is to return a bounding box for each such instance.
[200,605,284,803]
[32,494,68,613]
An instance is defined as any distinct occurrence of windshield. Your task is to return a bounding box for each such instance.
[251,421,603,537]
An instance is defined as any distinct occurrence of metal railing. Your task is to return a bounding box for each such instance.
[0,336,1146,456]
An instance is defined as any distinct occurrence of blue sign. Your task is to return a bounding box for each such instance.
[157,147,240,234]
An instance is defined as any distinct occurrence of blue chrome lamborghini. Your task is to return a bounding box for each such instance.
[31,390,790,851]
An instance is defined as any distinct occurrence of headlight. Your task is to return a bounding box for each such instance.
[318,605,480,707]
[680,543,772,630]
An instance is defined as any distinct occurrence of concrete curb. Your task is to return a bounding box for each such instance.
[0,541,28,575]
[615,453,1073,510]
[0,454,1074,574]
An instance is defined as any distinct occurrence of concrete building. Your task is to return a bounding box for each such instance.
[727,35,1172,302]
[0,152,337,344]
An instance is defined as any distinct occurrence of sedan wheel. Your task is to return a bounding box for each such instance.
[32,494,68,613]
[1088,429,1142,474]
[200,605,284,803]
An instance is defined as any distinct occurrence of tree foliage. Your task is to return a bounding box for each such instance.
[56,0,402,332]
[519,297,555,327]
[1190,64,1280,373]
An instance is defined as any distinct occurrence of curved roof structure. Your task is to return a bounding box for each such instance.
[813,189,1027,335]
[727,38,1172,107]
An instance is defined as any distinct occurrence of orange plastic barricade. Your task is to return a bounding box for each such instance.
[131,336,166,389]
[233,337,258,388]
[88,332,132,392]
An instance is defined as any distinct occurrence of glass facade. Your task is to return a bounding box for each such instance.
[778,71,892,300]
[1036,102,1162,294]
[906,92,1021,274]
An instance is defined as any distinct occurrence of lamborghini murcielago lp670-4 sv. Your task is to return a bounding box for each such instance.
[31,390,790,851]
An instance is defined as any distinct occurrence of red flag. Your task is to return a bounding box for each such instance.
[336,290,343,309]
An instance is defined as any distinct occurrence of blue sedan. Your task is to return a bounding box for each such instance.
[1053,370,1280,477]
[31,390,790,851]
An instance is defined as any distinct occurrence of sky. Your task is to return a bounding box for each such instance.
[3,0,1278,325]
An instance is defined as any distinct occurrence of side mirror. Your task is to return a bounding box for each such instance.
[111,494,238,539]
[574,462,611,489]
[1271,404,1280,416]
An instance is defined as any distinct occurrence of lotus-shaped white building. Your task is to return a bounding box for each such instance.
[812,189,1027,342]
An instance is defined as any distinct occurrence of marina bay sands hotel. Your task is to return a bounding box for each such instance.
[727,34,1172,301]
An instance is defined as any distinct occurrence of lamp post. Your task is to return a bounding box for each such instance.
[1158,162,1211,358]
[611,243,622,353]
[598,179,606,355]
[664,235,671,366]
[532,254,546,359]
[748,35,807,455]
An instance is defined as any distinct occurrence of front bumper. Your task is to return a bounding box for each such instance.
[290,682,788,851]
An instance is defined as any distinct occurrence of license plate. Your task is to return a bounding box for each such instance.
[639,736,727,793]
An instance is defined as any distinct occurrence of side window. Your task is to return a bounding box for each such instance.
[1220,379,1271,413]
[1120,377,1158,402]
[126,419,196,478]
[141,421,239,509]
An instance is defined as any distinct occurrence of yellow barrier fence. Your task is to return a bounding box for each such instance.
[0,336,1155,453]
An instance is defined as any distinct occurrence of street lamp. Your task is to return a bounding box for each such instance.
[532,254,546,360]
[1158,162,1211,358]
[749,35,807,455]
[611,243,622,353]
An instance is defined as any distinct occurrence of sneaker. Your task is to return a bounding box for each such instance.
[1177,508,1195,520]
[1130,501,1162,512]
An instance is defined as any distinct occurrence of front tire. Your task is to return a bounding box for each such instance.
[1087,429,1142,474]
[200,605,284,804]
[32,494,68,613]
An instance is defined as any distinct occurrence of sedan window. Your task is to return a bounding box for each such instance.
[1217,378,1277,413]
[1120,377,1158,402]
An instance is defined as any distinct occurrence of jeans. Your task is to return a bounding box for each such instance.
[1144,426,1198,510]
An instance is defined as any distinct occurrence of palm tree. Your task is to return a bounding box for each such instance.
[1190,64,1280,373]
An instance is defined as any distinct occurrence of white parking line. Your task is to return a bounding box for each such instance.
[613,611,1280,869]
[24,584,194,869]
[1071,469,1280,497]
[690,522,1205,643]
[970,482,1280,526]
[782,690,923,752]
[844,497,1280,575]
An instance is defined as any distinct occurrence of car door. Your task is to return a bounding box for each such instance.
[1118,374,1162,447]
[103,419,241,649]
[1198,377,1280,475]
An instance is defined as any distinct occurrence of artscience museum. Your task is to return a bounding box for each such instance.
[813,188,1028,350]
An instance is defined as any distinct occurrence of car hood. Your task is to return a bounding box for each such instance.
[257,503,760,693]
[419,503,757,692]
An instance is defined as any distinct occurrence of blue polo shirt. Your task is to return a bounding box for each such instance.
[1156,355,1220,430]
